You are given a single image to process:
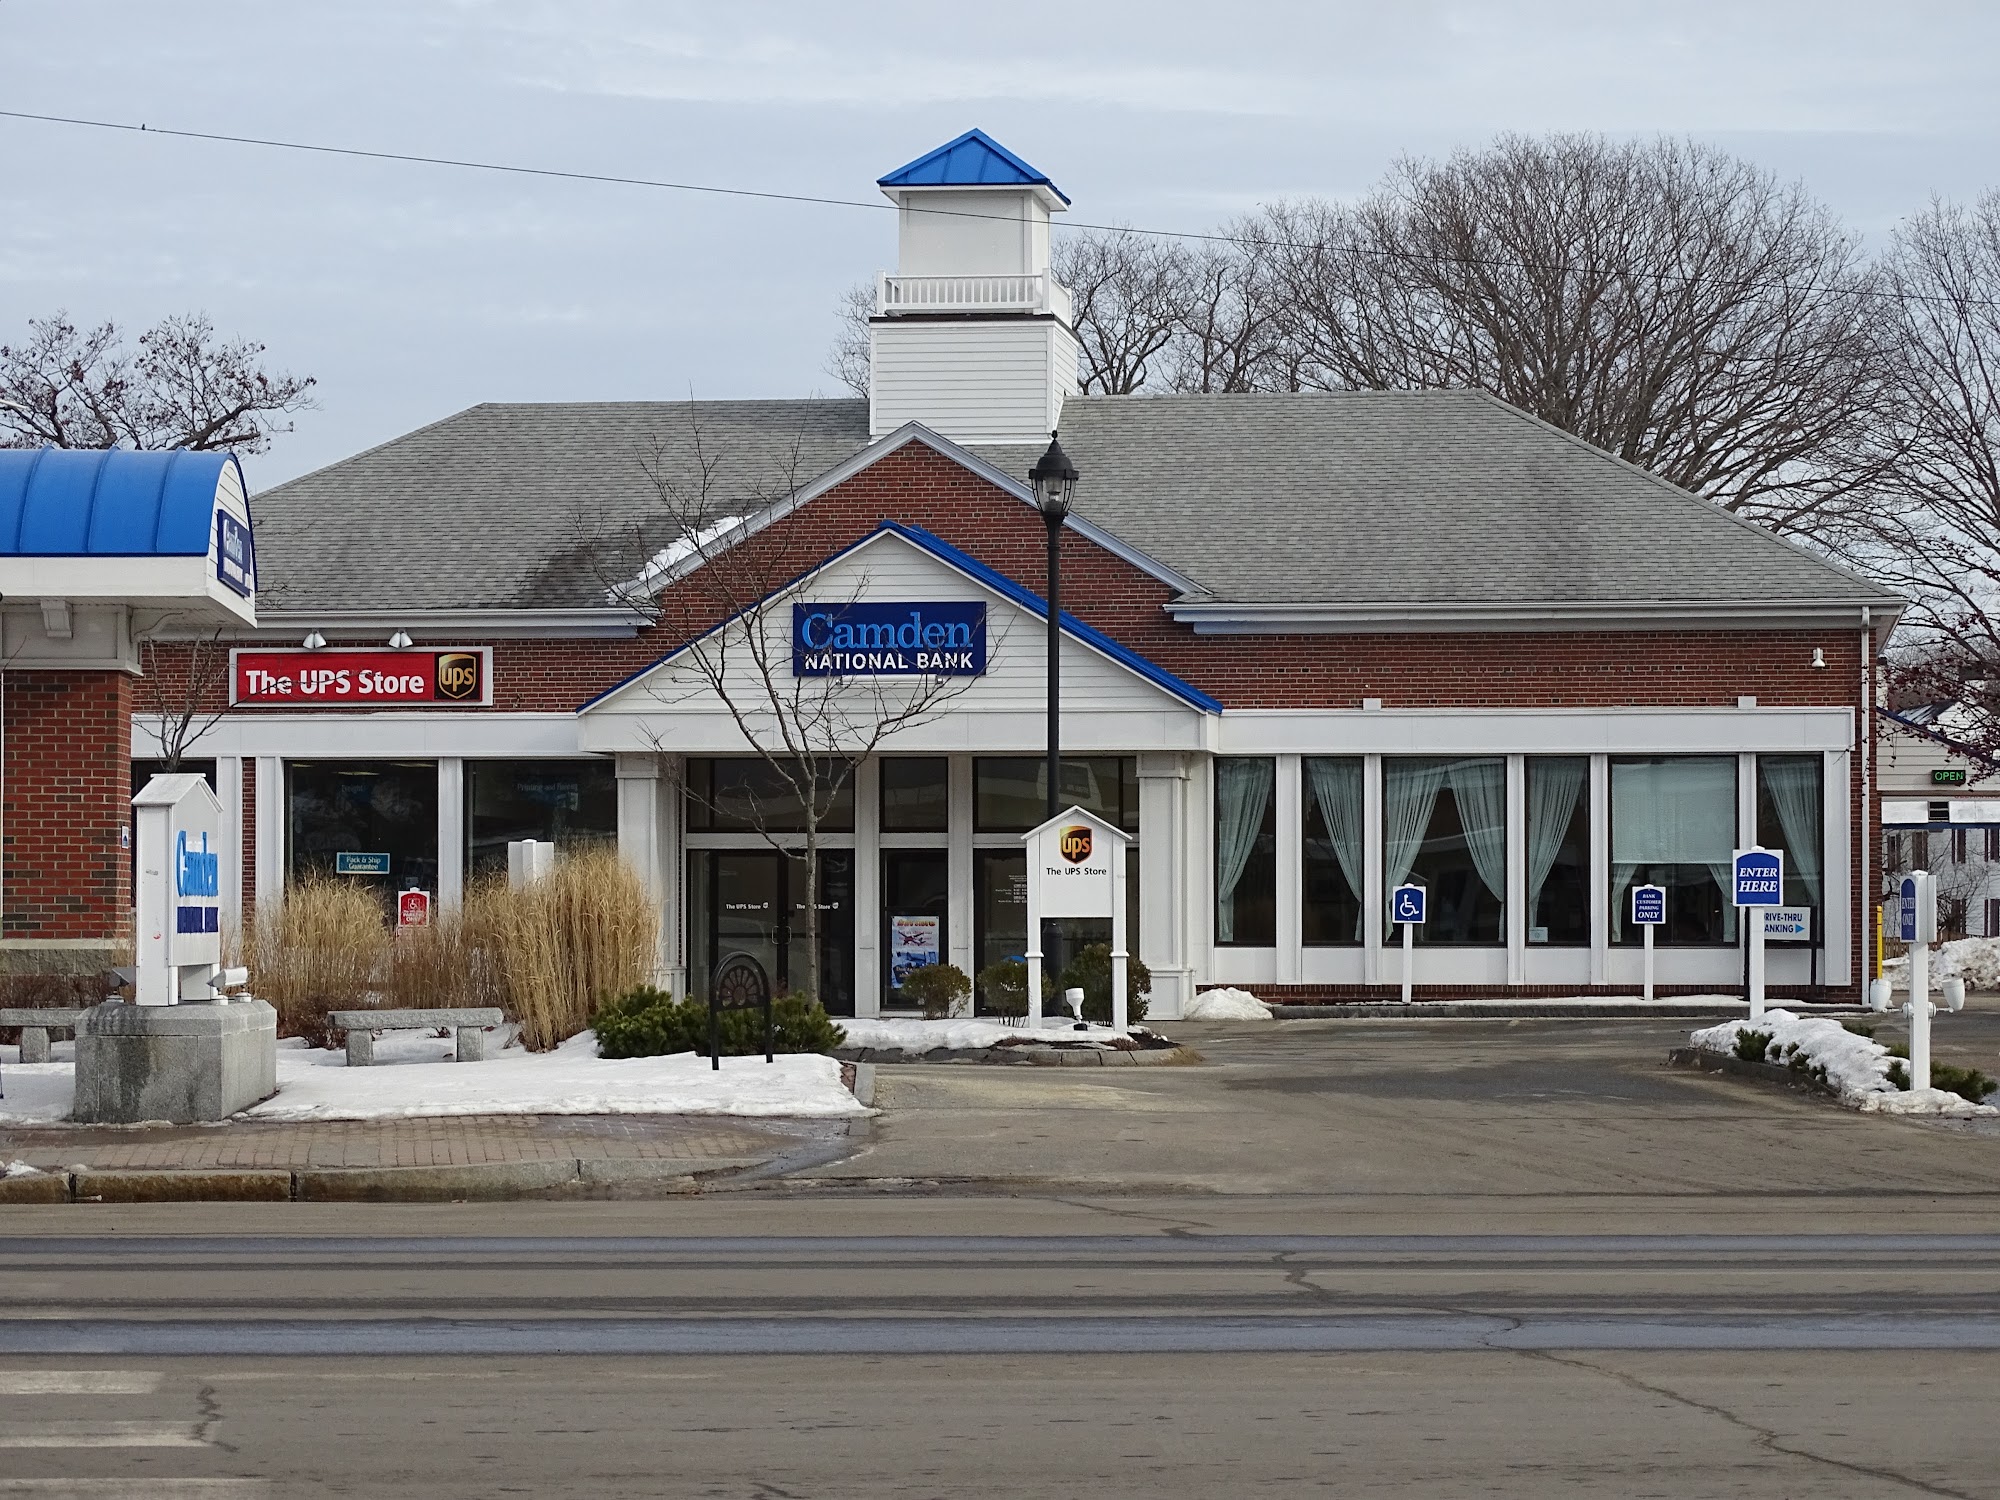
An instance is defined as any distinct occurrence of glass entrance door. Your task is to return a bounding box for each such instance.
[689,850,857,1016]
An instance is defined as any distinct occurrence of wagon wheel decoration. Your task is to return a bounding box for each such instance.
[712,954,771,1012]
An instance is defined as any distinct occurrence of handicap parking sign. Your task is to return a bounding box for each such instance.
[1391,883,1426,925]
[1731,848,1784,907]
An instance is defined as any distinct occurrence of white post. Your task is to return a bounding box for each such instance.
[1748,907,1767,1020]
[1026,946,1044,1031]
[1401,921,1414,1005]
[1111,837,1129,1033]
[1643,923,1655,1004]
[1907,937,1931,1092]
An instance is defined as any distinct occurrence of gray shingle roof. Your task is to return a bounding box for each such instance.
[978,390,1901,608]
[248,388,1899,613]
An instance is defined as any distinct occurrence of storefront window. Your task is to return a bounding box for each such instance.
[286,760,439,899]
[882,849,949,1005]
[1755,755,1823,918]
[686,849,855,1016]
[686,758,855,833]
[974,757,1136,833]
[1528,757,1589,945]
[465,759,617,877]
[1301,757,1362,945]
[1610,756,1737,944]
[1216,757,1276,945]
[1383,757,1506,945]
[880,757,949,833]
[973,848,1140,1010]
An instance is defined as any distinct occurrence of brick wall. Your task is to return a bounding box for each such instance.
[3,670,134,944]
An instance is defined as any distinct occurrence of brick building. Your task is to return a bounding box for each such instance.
[134,130,1898,1014]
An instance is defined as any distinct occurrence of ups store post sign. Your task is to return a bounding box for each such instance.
[793,602,986,677]
[231,647,493,706]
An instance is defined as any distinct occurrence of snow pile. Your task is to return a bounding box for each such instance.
[840,1017,1127,1053]
[1184,988,1273,1021]
[0,1060,74,1124]
[1689,1009,1998,1117]
[3,1160,42,1178]
[617,515,744,595]
[1882,936,2000,992]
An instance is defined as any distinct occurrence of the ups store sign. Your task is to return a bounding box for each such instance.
[231,647,494,707]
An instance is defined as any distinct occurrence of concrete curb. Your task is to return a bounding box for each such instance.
[1667,1046,1841,1100]
[838,1044,1199,1067]
[0,1171,69,1204]
[73,1168,292,1203]
[296,1159,589,1202]
[850,1061,877,1106]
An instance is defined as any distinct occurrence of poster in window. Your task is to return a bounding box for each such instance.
[889,915,941,989]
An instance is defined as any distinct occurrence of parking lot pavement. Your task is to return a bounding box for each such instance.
[795,1015,2000,1227]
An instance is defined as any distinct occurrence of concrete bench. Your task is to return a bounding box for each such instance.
[327,1008,505,1066]
[0,1008,87,1064]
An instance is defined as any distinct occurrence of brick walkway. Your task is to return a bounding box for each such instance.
[0,1112,820,1173]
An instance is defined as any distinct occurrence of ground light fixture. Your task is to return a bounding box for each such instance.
[1027,431,1078,824]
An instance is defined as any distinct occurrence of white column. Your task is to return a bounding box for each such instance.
[853,757,883,1017]
[616,753,681,993]
[1506,754,1527,985]
[1588,754,1609,986]
[1273,754,1302,985]
[216,754,243,948]
[1138,751,1192,1018]
[1362,753,1384,987]
[254,755,285,911]
[436,757,464,911]
[946,754,974,982]
[1824,748,1853,988]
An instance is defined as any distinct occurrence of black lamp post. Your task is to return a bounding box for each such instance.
[1029,432,1079,823]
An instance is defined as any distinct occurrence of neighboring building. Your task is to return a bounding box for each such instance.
[1878,707,2000,939]
[131,130,1900,1014]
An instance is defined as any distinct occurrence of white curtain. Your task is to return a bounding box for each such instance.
[1527,758,1587,933]
[1448,759,1509,918]
[1383,759,1450,900]
[1306,757,1366,939]
[1610,757,1737,940]
[1215,757,1274,943]
[1761,756,1823,907]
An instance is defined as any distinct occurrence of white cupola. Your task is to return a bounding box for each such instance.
[868,129,1081,443]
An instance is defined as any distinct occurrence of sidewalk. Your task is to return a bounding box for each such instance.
[0,1110,842,1203]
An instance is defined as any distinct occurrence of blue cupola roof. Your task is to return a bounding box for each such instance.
[0,448,245,556]
[877,128,1070,204]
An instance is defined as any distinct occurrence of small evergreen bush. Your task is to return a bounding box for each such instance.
[1732,1028,1774,1064]
[897,962,971,1019]
[1058,944,1151,1025]
[591,986,846,1059]
[976,959,1037,1017]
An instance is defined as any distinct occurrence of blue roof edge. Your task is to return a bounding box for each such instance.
[0,446,245,557]
[876,128,1071,204]
[575,519,1220,715]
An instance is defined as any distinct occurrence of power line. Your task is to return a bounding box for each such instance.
[0,106,1981,311]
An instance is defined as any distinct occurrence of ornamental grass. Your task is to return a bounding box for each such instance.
[246,872,388,1047]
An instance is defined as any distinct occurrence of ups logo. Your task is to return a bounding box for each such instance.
[435,652,482,701]
[1059,824,1093,864]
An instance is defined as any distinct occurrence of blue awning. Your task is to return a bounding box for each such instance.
[0,448,246,557]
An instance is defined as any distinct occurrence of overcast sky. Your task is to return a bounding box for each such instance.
[5,1,1999,490]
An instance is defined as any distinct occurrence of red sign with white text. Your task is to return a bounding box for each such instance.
[230,648,492,707]
[398,890,432,928]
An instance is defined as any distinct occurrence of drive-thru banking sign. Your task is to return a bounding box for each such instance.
[231,647,492,706]
[793,602,986,676]
[1733,846,1785,1020]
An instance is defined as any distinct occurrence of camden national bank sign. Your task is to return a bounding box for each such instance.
[793,602,987,676]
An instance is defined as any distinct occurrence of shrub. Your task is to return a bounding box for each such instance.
[1842,1020,1877,1039]
[1058,944,1151,1026]
[898,963,971,1019]
[592,986,846,1059]
[1932,1063,1997,1104]
[246,873,389,1046]
[976,959,1034,1017]
[1732,1028,1774,1064]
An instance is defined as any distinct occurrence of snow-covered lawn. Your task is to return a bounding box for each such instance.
[1689,1009,1997,1117]
[1882,936,2000,992]
[838,1017,1129,1053]
[0,1031,870,1125]
[1184,988,1273,1020]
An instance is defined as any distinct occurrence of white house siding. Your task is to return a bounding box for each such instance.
[869,320,1079,443]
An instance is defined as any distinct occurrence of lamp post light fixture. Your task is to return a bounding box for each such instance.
[1028,431,1079,823]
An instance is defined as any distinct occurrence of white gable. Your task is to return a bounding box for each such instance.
[577,528,1209,755]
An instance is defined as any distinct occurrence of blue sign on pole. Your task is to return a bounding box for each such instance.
[1631,884,1667,926]
[1732,848,1784,907]
[1899,875,1918,943]
[793,602,987,677]
[334,852,392,876]
[215,510,255,597]
[1391,884,1426,925]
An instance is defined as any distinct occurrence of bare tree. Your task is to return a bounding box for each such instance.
[593,416,984,1009]
[134,624,234,772]
[1156,226,1298,394]
[826,282,874,399]
[1054,227,1188,394]
[1,311,315,452]
[1258,135,1893,531]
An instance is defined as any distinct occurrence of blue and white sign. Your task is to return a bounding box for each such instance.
[1898,877,1917,943]
[1391,883,1427,926]
[174,829,221,934]
[215,510,255,597]
[793,602,986,677]
[1732,848,1784,907]
[1763,906,1812,941]
[335,852,392,876]
[131,772,224,1003]
[1631,884,1667,927]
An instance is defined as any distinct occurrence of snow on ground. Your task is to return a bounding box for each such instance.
[1882,936,2000,992]
[1689,1008,1998,1117]
[839,1017,1127,1053]
[1,1031,870,1125]
[1184,988,1272,1021]
[4,1159,43,1177]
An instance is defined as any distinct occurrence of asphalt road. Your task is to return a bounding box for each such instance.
[3,1015,1998,1496]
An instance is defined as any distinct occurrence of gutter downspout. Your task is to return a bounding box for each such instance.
[1860,607,1873,987]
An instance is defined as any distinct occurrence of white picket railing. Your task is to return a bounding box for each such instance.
[878,272,1073,322]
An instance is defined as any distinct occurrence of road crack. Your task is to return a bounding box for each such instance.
[1516,1349,1979,1499]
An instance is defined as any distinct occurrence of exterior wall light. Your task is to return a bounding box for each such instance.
[387,631,414,649]
[301,631,327,650]
[1812,648,1828,668]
